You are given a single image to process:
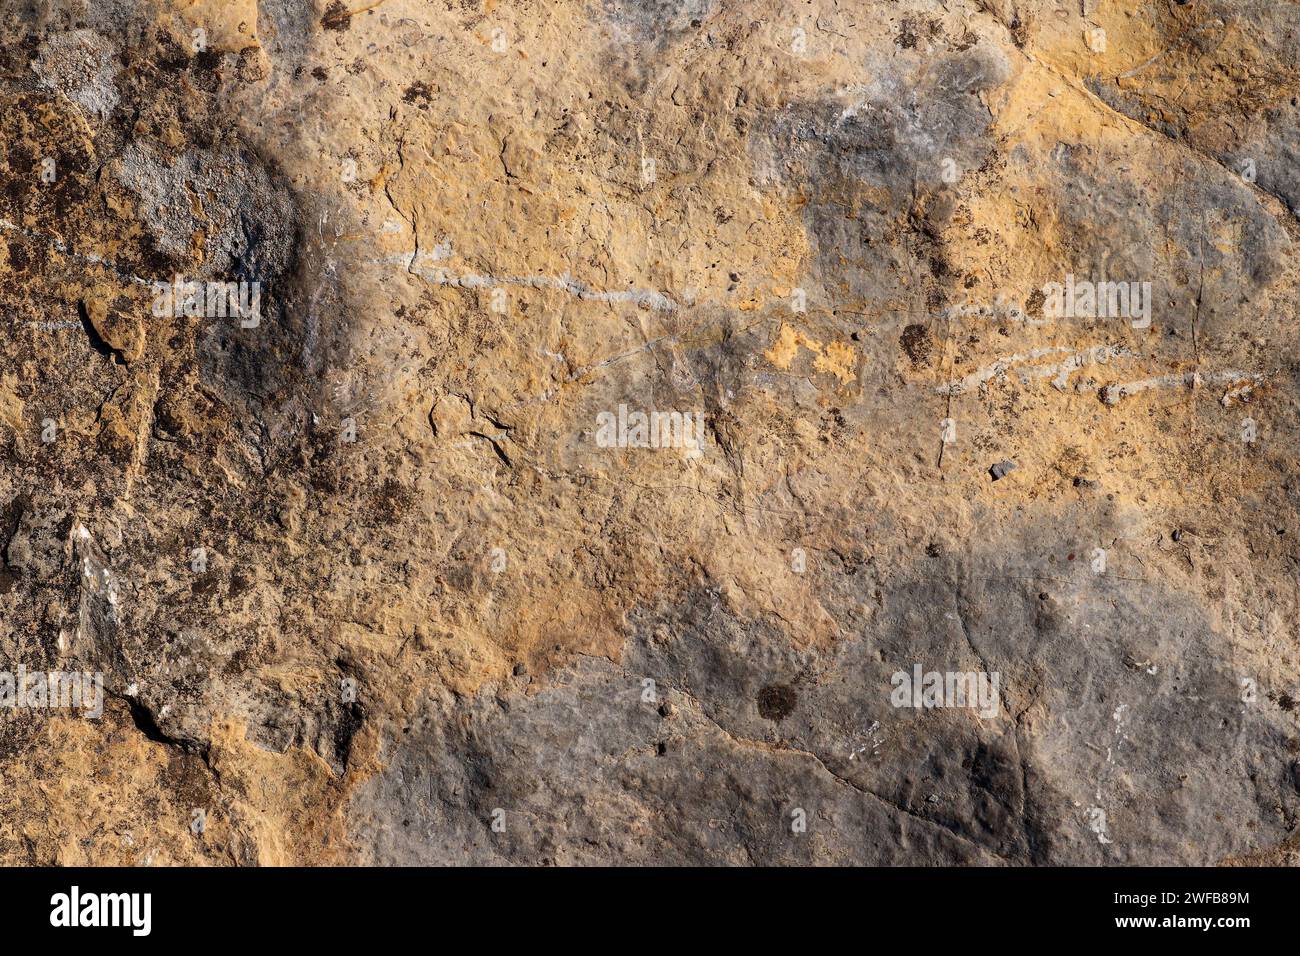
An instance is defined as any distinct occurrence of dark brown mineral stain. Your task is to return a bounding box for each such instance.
[403,81,434,106]
[322,1,353,32]
[901,323,931,367]
[757,684,797,721]
[896,17,921,49]
[1026,287,1046,317]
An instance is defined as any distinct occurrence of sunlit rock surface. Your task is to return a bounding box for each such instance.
[0,0,1297,865]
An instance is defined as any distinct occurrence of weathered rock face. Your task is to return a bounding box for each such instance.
[0,0,1297,866]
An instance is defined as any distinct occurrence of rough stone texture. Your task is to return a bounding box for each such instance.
[0,0,1298,865]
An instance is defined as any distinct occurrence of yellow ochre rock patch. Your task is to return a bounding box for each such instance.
[764,322,858,385]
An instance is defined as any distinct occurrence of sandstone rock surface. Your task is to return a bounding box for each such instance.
[0,0,1298,865]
